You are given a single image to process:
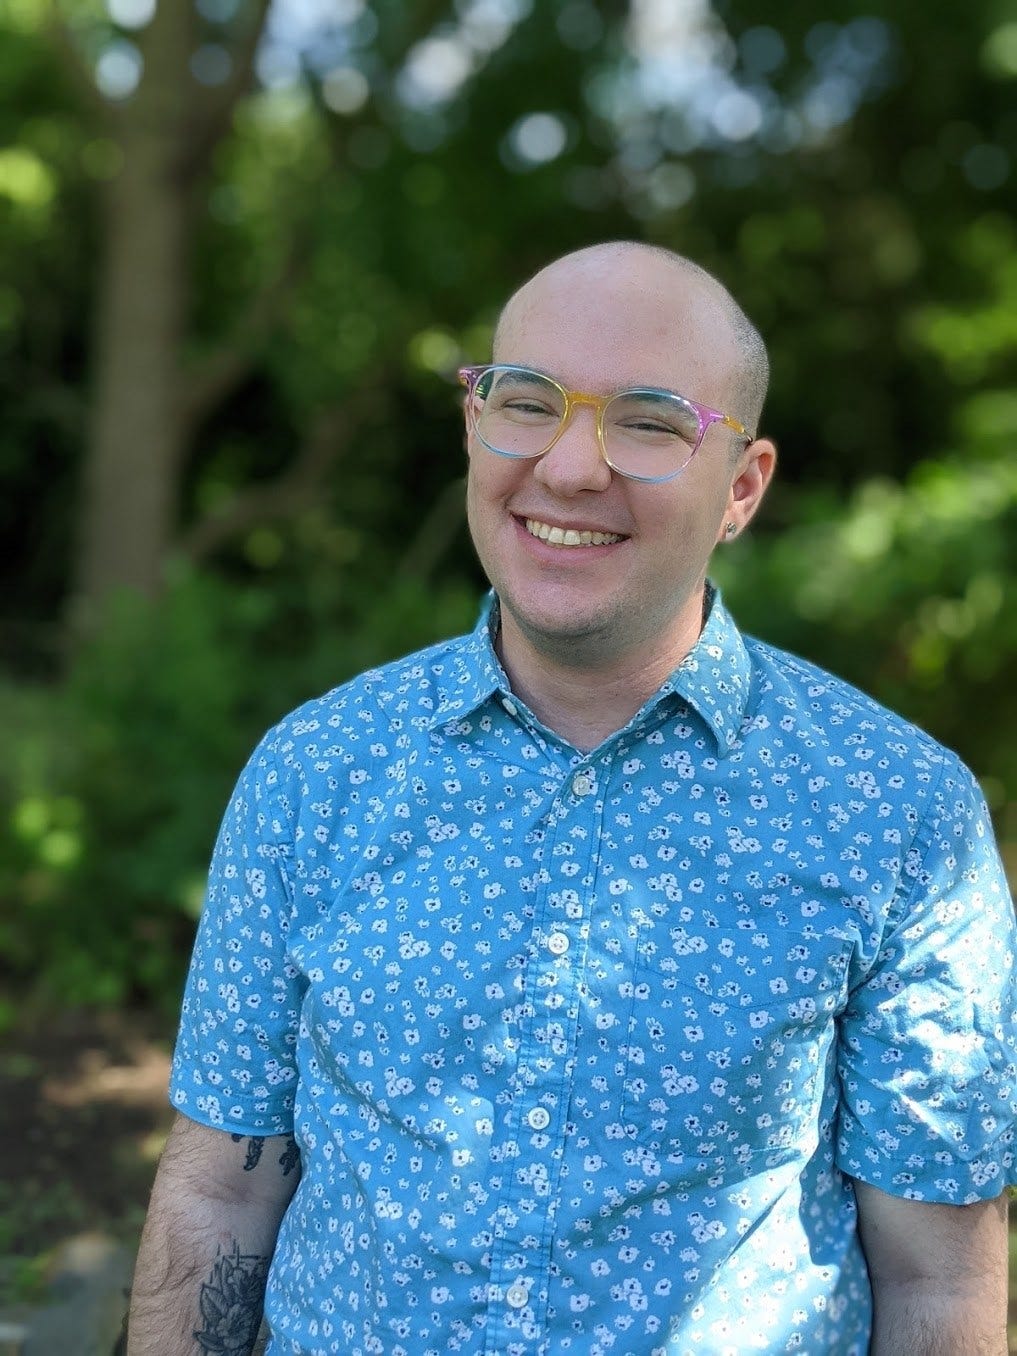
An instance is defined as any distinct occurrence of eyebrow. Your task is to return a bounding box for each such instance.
[507,365,690,402]
[495,367,553,389]
[611,389,693,407]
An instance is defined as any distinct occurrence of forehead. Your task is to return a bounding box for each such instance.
[495,254,743,398]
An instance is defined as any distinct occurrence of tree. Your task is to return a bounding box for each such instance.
[55,0,267,628]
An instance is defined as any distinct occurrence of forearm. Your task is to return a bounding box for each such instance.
[126,1118,299,1356]
[127,1185,281,1356]
[869,1281,1008,1356]
[855,1182,1009,1356]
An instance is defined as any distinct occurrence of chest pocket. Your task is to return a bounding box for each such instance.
[619,923,850,1164]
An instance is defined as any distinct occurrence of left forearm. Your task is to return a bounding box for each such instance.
[869,1282,1008,1356]
[855,1182,1009,1356]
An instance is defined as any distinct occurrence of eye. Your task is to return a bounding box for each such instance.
[504,396,555,414]
[608,393,700,445]
[621,415,684,437]
[487,374,563,421]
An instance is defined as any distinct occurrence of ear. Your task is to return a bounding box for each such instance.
[717,438,777,543]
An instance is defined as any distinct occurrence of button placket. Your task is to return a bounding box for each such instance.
[483,752,611,1356]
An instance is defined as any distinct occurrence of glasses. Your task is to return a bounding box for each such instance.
[458,364,753,484]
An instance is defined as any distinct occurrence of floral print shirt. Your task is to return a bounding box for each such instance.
[171,589,1017,1356]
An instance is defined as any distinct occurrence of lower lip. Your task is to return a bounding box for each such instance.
[514,517,625,558]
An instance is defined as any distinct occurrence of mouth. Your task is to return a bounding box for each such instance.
[524,517,626,548]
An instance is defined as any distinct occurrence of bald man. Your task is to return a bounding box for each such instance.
[128,244,1016,1356]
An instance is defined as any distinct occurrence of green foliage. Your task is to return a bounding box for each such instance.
[0,566,479,1009]
[2,0,1017,1010]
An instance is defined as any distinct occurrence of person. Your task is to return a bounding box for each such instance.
[127,242,1017,1356]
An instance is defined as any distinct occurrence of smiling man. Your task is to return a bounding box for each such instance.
[128,243,1016,1356]
[463,246,773,750]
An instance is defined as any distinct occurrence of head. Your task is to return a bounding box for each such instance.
[465,241,776,676]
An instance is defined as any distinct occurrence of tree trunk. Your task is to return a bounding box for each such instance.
[68,3,194,632]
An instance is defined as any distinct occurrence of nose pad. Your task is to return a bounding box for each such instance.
[534,398,612,491]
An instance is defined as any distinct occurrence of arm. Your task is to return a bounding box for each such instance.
[854,1180,1009,1356]
[127,1113,301,1356]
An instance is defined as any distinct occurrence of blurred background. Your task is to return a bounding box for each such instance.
[0,0,1015,1348]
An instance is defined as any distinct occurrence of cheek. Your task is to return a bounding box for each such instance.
[629,485,695,540]
[467,441,524,508]
[638,487,722,565]
[465,458,508,549]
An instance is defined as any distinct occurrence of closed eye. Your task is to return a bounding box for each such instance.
[505,399,556,415]
[619,418,685,436]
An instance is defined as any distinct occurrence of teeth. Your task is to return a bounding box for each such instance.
[526,519,623,547]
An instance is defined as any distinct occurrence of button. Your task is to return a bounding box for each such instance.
[546,932,570,956]
[527,1106,551,1130]
[502,697,518,716]
[505,1282,530,1309]
[572,772,594,796]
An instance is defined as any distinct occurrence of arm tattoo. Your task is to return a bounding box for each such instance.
[230,1134,265,1172]
[194,1242,269,1355]
[228,1134,299,1176]
[279,1137,299,1177]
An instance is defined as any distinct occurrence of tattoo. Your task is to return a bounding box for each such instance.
[279,1136,299,1177]
[193,1242,269,1355]
[230,1135,265,1172]
[228,1134,299,1177]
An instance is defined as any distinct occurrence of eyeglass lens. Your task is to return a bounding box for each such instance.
[470,367,701,480]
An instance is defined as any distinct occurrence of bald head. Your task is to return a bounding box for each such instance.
[493,242,770,435]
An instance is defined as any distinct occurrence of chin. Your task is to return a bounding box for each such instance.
[510,602,628,657]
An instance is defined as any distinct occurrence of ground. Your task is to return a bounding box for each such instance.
[0,1011,1015,1352]
[0,1008,173,1317]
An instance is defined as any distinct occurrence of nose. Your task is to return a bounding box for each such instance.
[532,396,613,496]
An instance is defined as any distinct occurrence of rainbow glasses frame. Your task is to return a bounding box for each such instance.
[458,364,754,484]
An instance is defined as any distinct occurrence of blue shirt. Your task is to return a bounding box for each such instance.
[171,589,1017,1356]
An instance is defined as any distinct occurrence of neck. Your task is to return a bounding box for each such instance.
[495,596,706,751]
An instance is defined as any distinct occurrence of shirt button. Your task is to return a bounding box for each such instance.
[527,1106,551,1130]
[505,1282,530,1309]
[572,772,594,796]
[502,697,518,716]
[546,932,570,957]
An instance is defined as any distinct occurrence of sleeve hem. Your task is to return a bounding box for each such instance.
[837,1155,1017,1205]
[169,1081,295,1138]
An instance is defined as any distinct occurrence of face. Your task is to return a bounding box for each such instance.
[465,248,774,675]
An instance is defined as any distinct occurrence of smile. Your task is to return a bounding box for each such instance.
[524,518,625,547]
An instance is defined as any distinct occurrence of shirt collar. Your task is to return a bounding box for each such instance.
[424,585,753,756]
[656,582,754,755]
[422,597,504,729]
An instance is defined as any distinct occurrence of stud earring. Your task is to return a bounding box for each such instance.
[724,522,737,538]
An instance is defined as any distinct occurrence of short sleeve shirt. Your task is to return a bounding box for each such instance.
[170,589,1017,1356]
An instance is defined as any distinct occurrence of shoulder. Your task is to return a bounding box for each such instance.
[255,628,482,769]
[736,633,991,843]
[742,633,959,770]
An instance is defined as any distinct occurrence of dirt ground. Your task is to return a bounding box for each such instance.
[0,1008,174,1308]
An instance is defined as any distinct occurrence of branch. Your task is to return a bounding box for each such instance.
[43,0,113,125]
[179,0,457,420]
[177,0,273,184]
[175,391,375,565]
[396,476,467,582]
[180,237,306,434]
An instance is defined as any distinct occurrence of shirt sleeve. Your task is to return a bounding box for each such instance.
[168,732,305,1136]
[836,752,1017,1203]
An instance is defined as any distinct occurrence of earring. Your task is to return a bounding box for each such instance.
[724,522,737,538]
